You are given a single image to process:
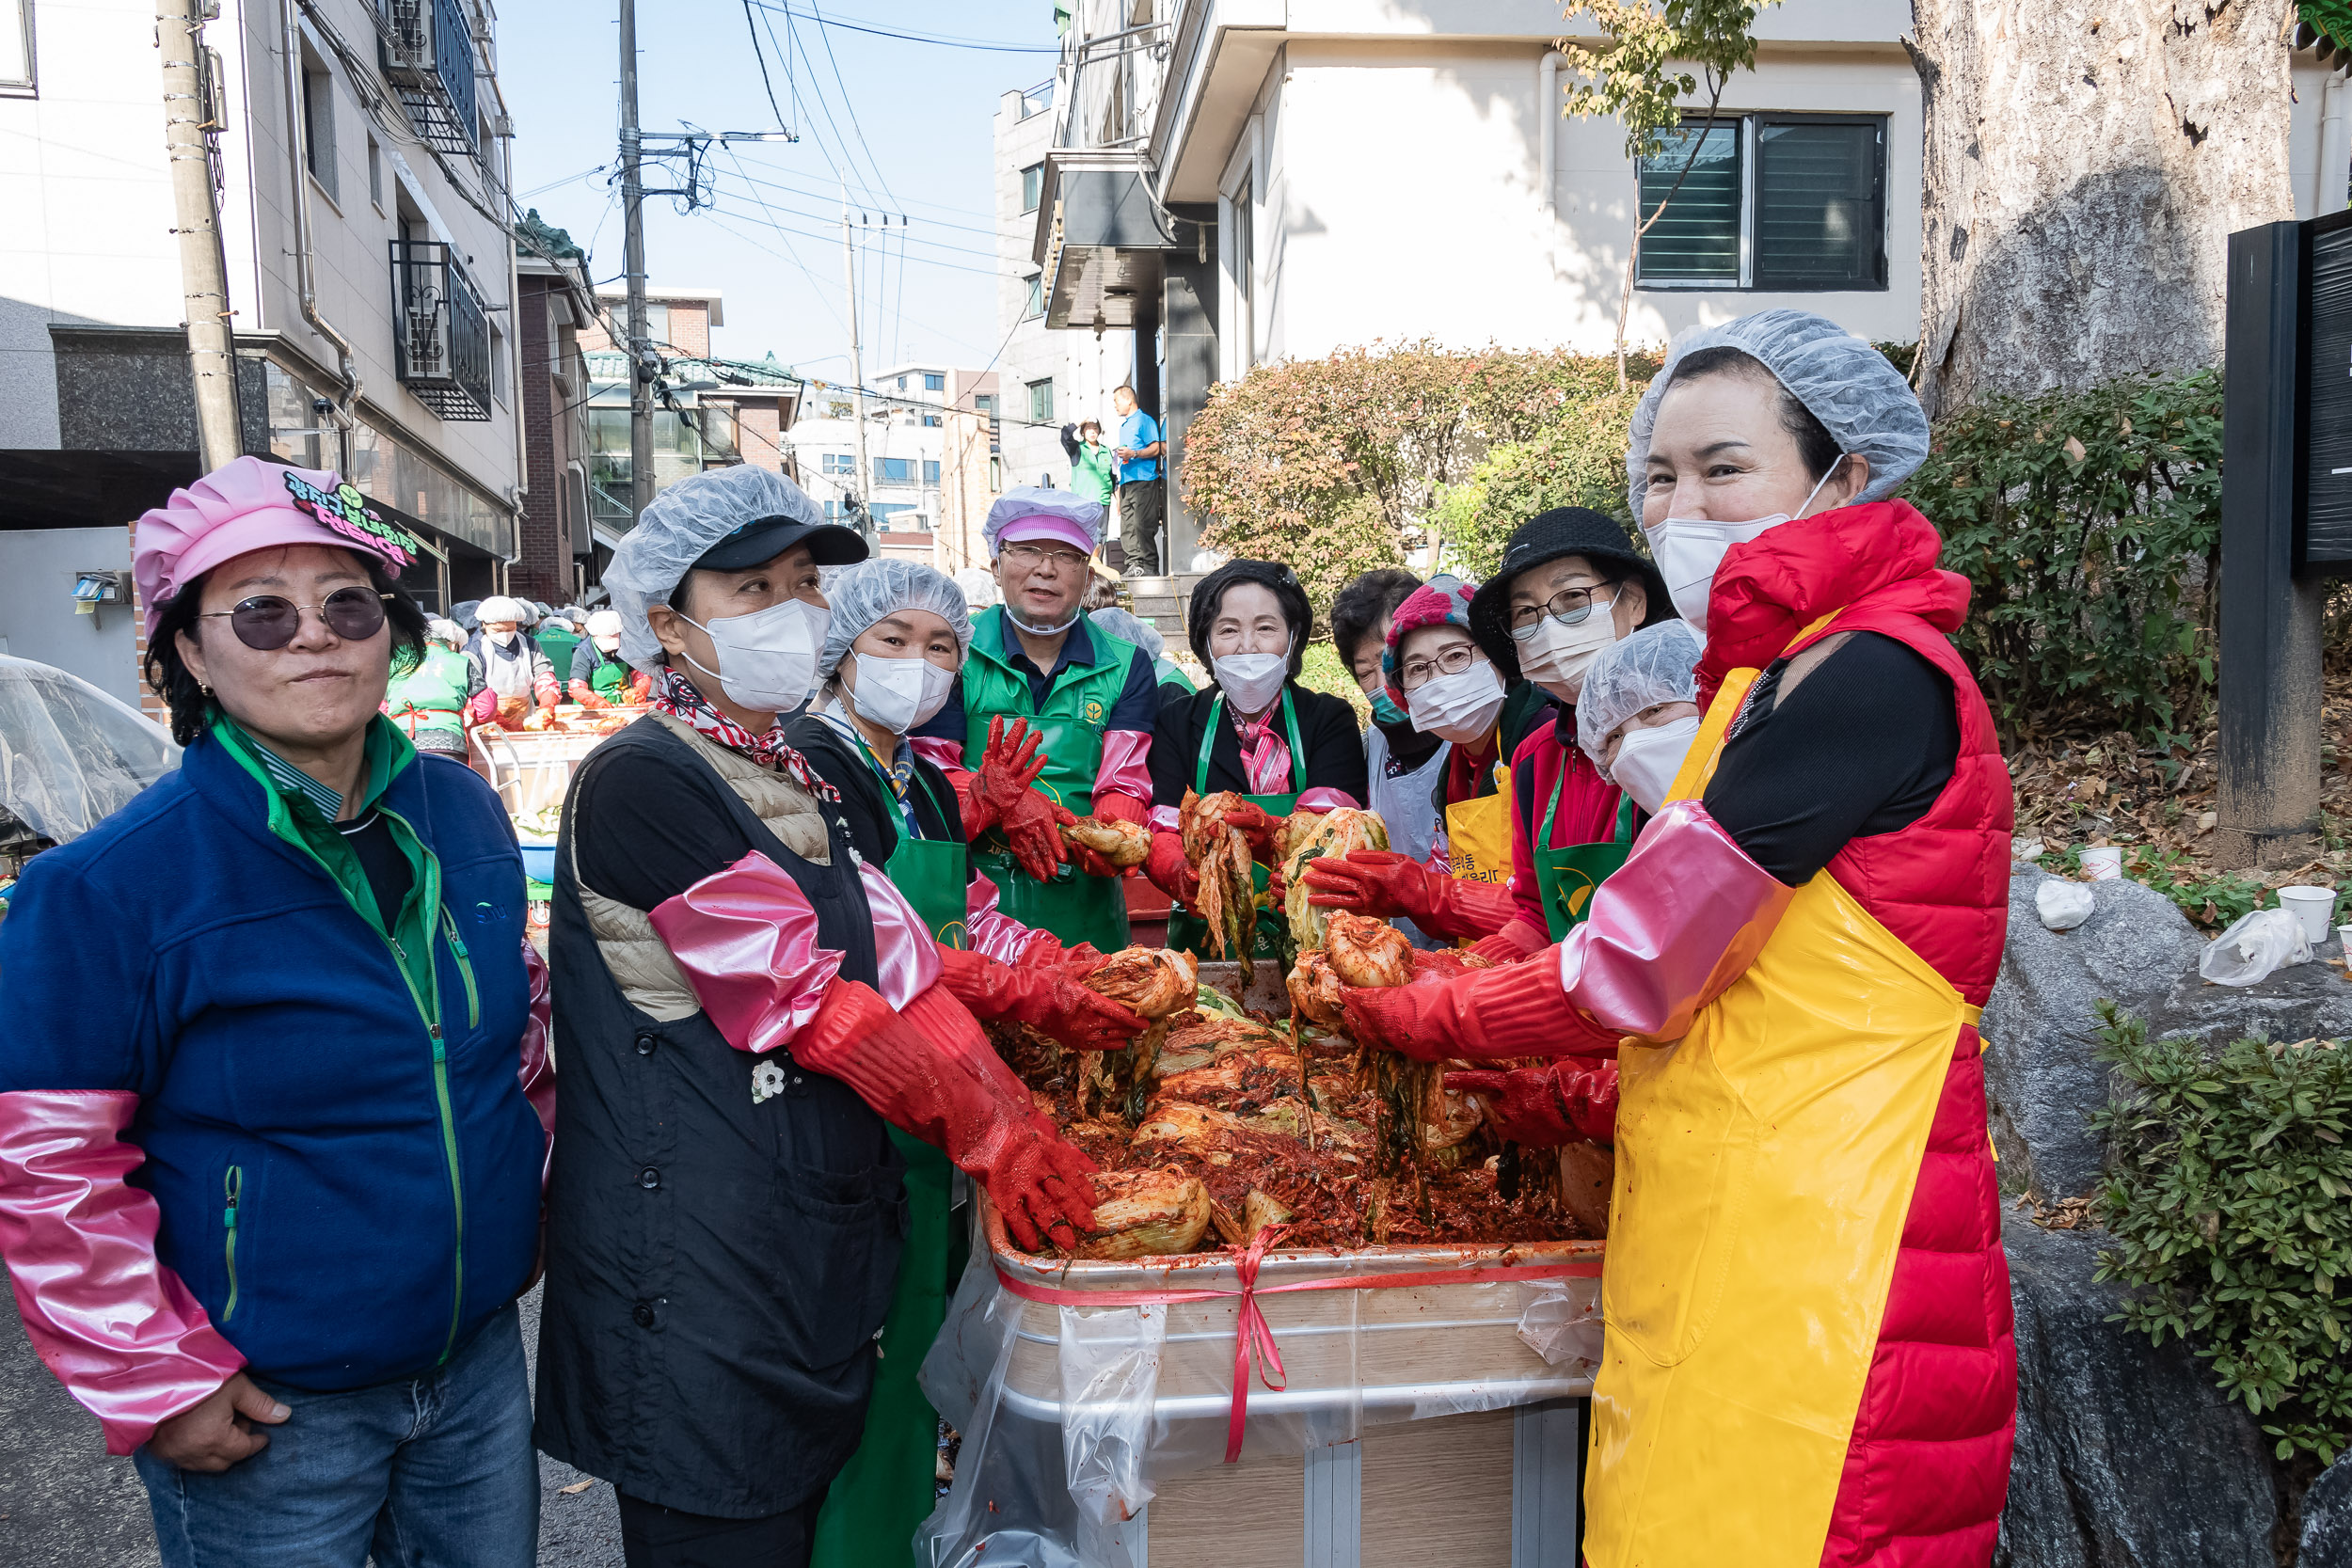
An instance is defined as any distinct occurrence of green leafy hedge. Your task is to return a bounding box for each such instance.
[2091,1004,2352,1464]
[1900,372,2223,746]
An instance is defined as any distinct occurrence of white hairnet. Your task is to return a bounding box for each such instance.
[1576,620,1704,778]
[585,609,623,639]
[477,594,528,625]
[425,617,465,648]
[954,566,998,609]
[982,484,1104,557]
[604,467,826,671]
[1626,309,1929,518]
[1089,607,1163,660]
[815,560,973,683]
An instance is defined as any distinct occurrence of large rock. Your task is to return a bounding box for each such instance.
[1981,870,2202,1198]
[1997,1212,2281,1567]
[2305,1456,2352,1567]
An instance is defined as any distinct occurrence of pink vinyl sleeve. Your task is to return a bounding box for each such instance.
[648,851,849,1053]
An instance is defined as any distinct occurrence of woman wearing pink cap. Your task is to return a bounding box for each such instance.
[0,455,555,1566]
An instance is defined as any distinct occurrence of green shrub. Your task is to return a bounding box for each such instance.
[1433,392,1648,581]
[1899,372,2223,747]
[2090,1004,2352,1463]
[1181,341,1645,609]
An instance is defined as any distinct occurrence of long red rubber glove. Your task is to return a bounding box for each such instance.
[1215,799,1282,860]
[1301,850,1517,941]
[1468,918,1552,964]
[1066,789,1149,880]
[1000,789,1077,882]
[1443,1062,1619,1148]
[1341,956,1618,1065]
[936,946,1149,1053]
[962,716,1049,838]
[1141,830,1199,904]
[791,979,1099,1252]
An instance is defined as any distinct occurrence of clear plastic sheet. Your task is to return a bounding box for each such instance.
[0,657,179,848]
[915,1207,1601,1568]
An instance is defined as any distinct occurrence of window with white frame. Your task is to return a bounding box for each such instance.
[1023,274,1043,320]
[1635,114,1887,293]
[0,1,33,94]
[820,452,855,475]
[1020,162,1044,214]
[1026,378,1053,424]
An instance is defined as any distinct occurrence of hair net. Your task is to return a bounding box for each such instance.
[425,617,465,648]
[1576,620,1704,778]
[1626,309,1929,518]
[982,485,1104,557]
[1089,607,1164,660]
[585,609,624,639]
[604,467,825,671]
[476,594,528,625]
[815,560,974,684]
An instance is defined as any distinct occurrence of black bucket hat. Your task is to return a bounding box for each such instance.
[1467,508,1674,680]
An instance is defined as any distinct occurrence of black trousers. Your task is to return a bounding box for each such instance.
[618,1492,827,1568]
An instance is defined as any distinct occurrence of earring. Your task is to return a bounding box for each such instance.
[199,684,213,697]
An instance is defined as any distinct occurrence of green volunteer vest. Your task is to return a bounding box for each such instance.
[959,606,1141,950]
[535,625,580,681]
[384,643,471,721]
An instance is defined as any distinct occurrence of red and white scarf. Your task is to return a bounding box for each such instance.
[651,667,840,805]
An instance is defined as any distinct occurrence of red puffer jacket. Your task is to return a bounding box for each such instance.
[1707,499,2017,1567]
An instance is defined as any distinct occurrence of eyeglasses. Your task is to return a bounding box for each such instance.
[1000,542,1089,575]
[1507,584,1614,641]
[199,588,392,651]
[1398,642,1482,689]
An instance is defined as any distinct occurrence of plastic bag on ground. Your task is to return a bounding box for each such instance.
[2035,879,2094,932]
[2198,907,2312,988]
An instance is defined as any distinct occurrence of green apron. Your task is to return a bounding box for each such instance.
[812,742,967,1568]
[960,609,1137,953]
[1531,782,1637,940]
[1165,690,1305,963]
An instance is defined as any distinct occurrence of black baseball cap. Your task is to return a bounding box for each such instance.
[1467,508,1673,679]
[691,514,869,573]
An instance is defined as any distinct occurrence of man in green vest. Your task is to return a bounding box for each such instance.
[913,487,1159,952]
[382,616,482,761]
[567,608,647,706]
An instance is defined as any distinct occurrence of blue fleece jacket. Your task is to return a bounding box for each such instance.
[0,733,542,1390]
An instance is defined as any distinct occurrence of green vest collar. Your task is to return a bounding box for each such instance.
[214,713,416,830]
[971,606,1109,681]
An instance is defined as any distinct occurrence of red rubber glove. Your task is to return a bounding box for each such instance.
[1067,791,1149,879]
[1302,851,1517,942]
[1000,789,1077,883]
[1142,831,1199,904]
[792,979,1098,1252]
[537,689,562,718]
[629,670,654,703]
[1216,799,1281,860]
[937,946,1149,1053]
[965,716,1050,837]
[1340,955,1617,1065]
[570,682,609,710]
[1443,1062,1619,1148]
[1468,918,1553,965]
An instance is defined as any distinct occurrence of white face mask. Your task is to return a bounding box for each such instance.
[593,636,621,653]
[1405,661,1505,744]
[844,652,958,736]
[486,627,517,648]
[1516,608,1617,703]
[677,598,828,716]
[1609,715,1703,816]
[1645,460,1846,631]
[1213,650,1291,714]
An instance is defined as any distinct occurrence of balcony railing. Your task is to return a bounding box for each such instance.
[389,240,491,420]
[378,0,478,155]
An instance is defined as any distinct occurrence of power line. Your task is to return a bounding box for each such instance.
[704,198,1001,276]
[706,170,997,258]
[749,2,1058,54]
[721,161,999,236]
[795,2,899,208]
[741,0,791,134]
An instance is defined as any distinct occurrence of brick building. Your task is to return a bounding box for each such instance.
[510,214,596,605]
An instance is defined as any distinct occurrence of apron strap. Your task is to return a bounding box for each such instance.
[1537,765,1567,848]
[1613,791,1637,845]
[1665,609,1849,805]
[1199,689,1306,795]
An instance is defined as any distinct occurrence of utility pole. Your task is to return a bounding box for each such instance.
[619,0,654,517]
[841,186,874,545]
[159,0,238,470]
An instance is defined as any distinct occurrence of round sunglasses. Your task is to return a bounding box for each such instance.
[199,587,393,651]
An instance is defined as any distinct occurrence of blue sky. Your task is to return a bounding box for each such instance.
[497,0,1057,381]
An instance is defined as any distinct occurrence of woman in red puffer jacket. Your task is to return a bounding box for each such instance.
[1339,310,2015,1568]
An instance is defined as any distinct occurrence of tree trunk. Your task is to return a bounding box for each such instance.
[1910,0,2297,419]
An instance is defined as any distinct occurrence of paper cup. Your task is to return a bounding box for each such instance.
[2278,884,2338,943]
[2337,924,2352,952]
[2079,847,2123,882]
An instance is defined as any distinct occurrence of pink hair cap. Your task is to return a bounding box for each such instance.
[994,515,1097,556]
[134,456,421,637]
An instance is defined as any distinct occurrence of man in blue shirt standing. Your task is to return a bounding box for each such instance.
[1111,383,1165,578]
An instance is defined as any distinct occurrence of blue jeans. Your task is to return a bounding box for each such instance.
[135,1304,538,1568]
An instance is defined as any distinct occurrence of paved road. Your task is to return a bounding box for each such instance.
[0,1286,623,1567]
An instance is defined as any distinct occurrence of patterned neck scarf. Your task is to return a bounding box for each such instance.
[1232,704,1293,796]
[651,667,840,805]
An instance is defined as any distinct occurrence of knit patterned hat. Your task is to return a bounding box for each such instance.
[1379,574,1479,704]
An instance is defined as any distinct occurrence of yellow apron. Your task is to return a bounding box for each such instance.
[1583,641,1982,1568]
[1443,759,1514,887]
